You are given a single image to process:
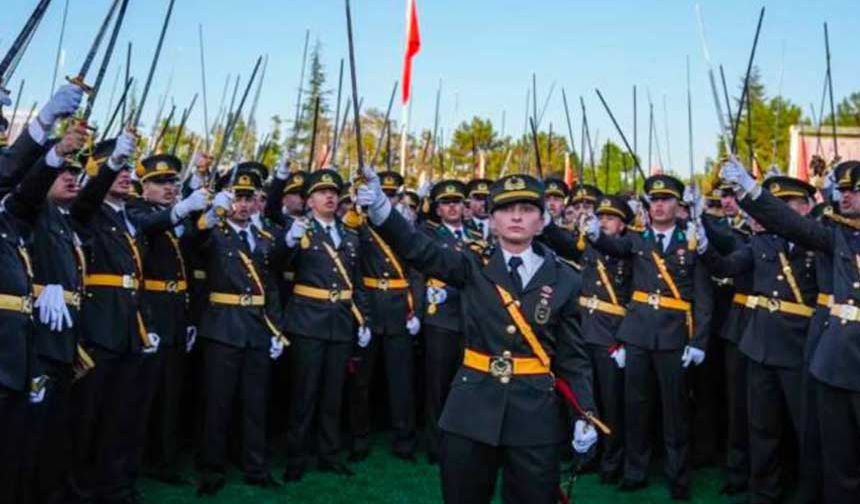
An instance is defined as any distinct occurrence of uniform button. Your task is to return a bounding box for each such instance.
[506,325,516,335]
[332,268,337,272]
[854,282,860,289]
[502,350,512,358]
[385,258,391,263]
[462,376,468,382]
[849,299,856,306]
[777,275,784,281]
[772,291,779,297]
[595,281,602,286]
[657,274,663,279]
[383,272,390,278]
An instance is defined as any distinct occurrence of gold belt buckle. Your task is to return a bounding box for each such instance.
[647,293,661,309]
[767,298,780,313]
[745,296,758,309]
[22,296,33,314]
[378,278,389,291]
[122,275,135,289]
[489,353,514,384]
[839,304,860,322]
[239,294,253,306]
[71,292,82,307]
[329,289,341,302]
[586,296,600,312]
[165,280,178,293]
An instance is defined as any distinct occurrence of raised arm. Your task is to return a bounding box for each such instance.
[740,190,833,253]
[540,221,584,262]
[700,242,755,278]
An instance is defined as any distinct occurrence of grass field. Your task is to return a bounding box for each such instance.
[139,434,739,503]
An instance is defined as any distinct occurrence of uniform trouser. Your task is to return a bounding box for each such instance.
[124,351,162,491]
[21,358,73,504]
[349,330,416,456]
[200,340,271,479]
[0,385,26,504]
[747,359,804,504]
[68,347,144,502]
[623,344,690,490]
[690,335,725,466]
[587,343,624,477]
[817,379,860,503]
[723,341,749,489]
[424,326,464,459]
[798,365,823,504]
[146,345,186,478]
[440,431,560,504]
[286,336,351,470]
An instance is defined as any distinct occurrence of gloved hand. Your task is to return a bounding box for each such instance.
[426,286,448,306]
[692,219,709,255]
[38,84,84,126]
[395,202,416,224]
[609,345,626,369]
[107,131,137,171]
[681,345,706,368]
[581,214,600,241]
[52,121,89,158]
[355,166,391,225]
[185,326,197,353]
[275,150,296,180]
[406,316,421,336]
[357,326,372,348]
[29,376,49,404]
[417,180,432,199]
[572,419,598,454]
[34,284,73,332]
[143,333,161,354]
[721,158,759,199]
[270,336,284,360]
[212,190,234,213]
[285,217,310,248]
[0,89,10,107]
[173,188,210,222]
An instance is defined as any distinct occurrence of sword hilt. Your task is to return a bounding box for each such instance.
[66,75,94,94]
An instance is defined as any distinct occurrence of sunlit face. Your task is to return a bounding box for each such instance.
[545,195,565,219]
[649,196,678,226]
[721,193,739,217]
[784,196,811,217]
[230,192,255,224]
[599,214,625,236]
[571,201,595,222]
[109,169,131,199]
[436,198,464,225]
[839,189,860,217]
[307,188,338,219]
[489,202,543,246]
[48,170,80,204]
[142,178,178,206]
[469,195,488,219]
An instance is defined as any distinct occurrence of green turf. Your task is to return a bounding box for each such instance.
[139,434,744,503]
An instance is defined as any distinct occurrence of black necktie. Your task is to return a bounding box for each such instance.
[508,256,524,296]
[325,225,336,246]
[454,229,463,241]
[656,233,666,254]
[238,230,252,253]
[477,222,484,236]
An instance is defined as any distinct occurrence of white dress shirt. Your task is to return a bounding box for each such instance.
[315,217,342,248]
[502,246,544,289]
[227,219,256,252]
[652,225,676,254]
[105,200,136,236]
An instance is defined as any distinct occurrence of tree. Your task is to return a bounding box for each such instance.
[288,40,332,166]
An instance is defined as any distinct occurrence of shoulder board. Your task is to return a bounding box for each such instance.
[342,226,359,235]
[257,228,274,241]
[628,224,646,234]
[557,256,583,272]
[826,211,860,230]
[424,220,440,230]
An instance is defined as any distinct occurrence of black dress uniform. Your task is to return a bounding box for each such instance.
[731,165,860,503]
[542,194,634,482]
[702,177,818,504]
[0,123,50,194]
[590,175,713,497]
[370,174,596,504]
[127,154,191,483]
[68,142,160,503]
[193,167,287,491]
[348,170,417,459]
[421,179,470,463]
[283,169,369,479]
[465,178,492,241]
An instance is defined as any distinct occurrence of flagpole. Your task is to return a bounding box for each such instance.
[399,91,410,176]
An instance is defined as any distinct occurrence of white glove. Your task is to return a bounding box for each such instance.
[406,316,421,336]
[107,131,137,171]
[34,284,73,332]
[426,286,448,306]
[38,84,84,126]
[143,333,161,354]
[720,158,759,199]
[395,202,416,224]
[188,171,204,190]
[212,190,234,213]
[582,214,600,241]
[357,326,372,348]
[173,188,210,221]
[0,89,11,107]
[29,376,48,404]
[681,345,706,368]
[285,217,310,248]
[610,345,626,369]
[275,151,295,180]
[692,219,709,255]
[417,180,432,199]
[270,336,284,360]
[185,326,197,353]
[572,419,598,454]
[355,166,391,225]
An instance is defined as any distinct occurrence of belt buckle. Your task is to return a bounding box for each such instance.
[489,353,513,384]
[21,296,33,314]
[122,275,135,289]
[239,294,252,306]
[745,296,758,309]
[647,293,660,309]
[165,280,178,293]
[329,289,341,302]
[767,298,780,313]
[586,296,600,312]
[71,292,82,307]
[378,279,389,291]
[839,304,859,322]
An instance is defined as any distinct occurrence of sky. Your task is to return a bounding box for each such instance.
[4,0,860,174]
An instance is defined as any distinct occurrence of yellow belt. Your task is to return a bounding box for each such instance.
[817,293,834,308]
[84,274,138,290]
[732,293,750,307]
[192,269,207,280]
[463,348,550,383]
[33,284,81,308]
[209,292,265,306]
[362,277,410,291]
[293,284,353,302]
[143,279,188,293]
[0,293,33,314]
[831,303,860,324]
[746,295,814,318]
[578,295,627,317]
[632,290,691,312]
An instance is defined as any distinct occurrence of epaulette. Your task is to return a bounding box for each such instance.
[257,228,274,241]
[467,240,493,265]
[342,225,359,235]
[628,224,646,234]
[824,207,860,230]
[557,256,583,272]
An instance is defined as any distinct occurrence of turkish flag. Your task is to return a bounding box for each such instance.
[402,0,421,105]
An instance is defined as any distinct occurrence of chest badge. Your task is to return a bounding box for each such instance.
[535,286,553,324]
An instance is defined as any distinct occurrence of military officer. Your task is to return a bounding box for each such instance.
[282,168,369,481]
[569,183,603,224]
[357,168,599,503]
[348,170,420,461]
[583,174,713,500]
[465,178,492,241]
[543,176,570,224]
[194,166,288,495]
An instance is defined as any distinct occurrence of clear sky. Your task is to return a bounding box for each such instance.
[4,0,859,173]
